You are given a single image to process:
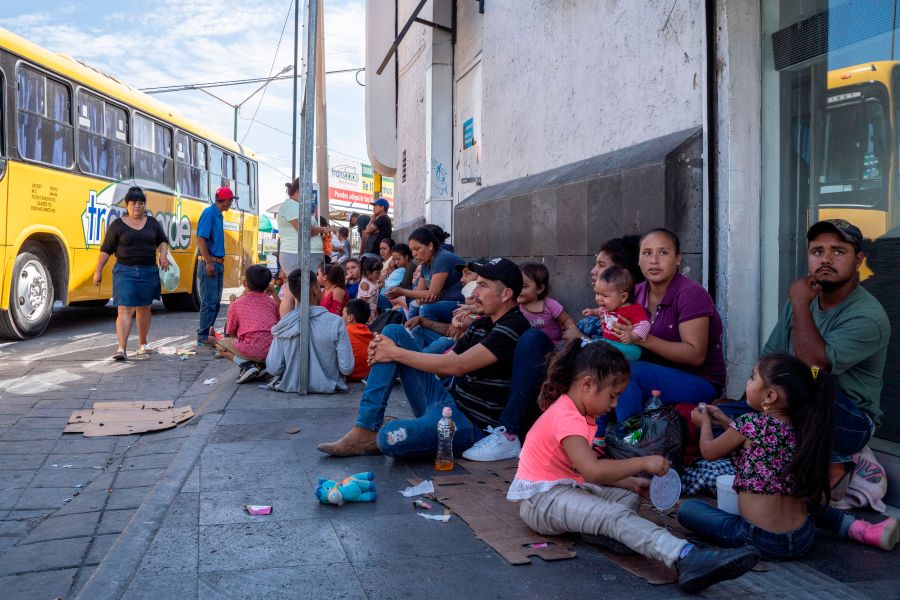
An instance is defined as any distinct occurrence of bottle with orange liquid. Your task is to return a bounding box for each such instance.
[434,406,456,471]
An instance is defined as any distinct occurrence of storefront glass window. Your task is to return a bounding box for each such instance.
[762,0,900,441]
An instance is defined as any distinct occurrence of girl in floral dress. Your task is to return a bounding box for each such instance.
[678,354,898,559]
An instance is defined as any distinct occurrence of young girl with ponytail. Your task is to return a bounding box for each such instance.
[679,353,898,558]
[508,340,760,593]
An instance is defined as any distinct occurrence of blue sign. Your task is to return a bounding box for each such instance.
[463,117,475,149]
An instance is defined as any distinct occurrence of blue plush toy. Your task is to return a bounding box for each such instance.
[316,472,377,506]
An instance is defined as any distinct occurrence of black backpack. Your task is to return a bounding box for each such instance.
[368,309,406,334]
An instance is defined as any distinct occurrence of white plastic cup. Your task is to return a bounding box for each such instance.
[716,474,740,515]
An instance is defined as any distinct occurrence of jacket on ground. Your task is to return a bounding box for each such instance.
[266,306,354,393]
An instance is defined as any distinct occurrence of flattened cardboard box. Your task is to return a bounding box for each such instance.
[65,401,194,437]
[410,459,577,565]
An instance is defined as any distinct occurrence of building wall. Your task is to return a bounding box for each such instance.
[393,0,430,231]
[453,0,705,200]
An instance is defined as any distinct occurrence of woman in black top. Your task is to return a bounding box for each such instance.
[93,187,170,360]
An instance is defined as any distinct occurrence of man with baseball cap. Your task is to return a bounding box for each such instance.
[196,186,235,345]
[763,219,889,485]
[318,257,532,459]
[362,198,391,259]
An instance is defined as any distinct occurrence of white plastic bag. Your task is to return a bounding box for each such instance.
[159,248,180,292]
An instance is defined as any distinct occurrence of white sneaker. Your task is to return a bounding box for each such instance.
[462,426,521,461]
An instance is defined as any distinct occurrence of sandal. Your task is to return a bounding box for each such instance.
[112,349,126,361]
[136,344,152,356]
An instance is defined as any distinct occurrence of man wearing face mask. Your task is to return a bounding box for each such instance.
[763,219,889,486]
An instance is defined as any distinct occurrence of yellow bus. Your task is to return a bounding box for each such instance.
[820,61,898,259]
[0,27,259,338]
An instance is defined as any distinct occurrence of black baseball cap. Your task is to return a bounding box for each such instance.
[807,219,863,252]
[466,258,523,297]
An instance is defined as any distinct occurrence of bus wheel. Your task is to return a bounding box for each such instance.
[0,243,55,339]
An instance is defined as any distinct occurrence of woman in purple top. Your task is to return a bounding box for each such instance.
[611,228,726,420]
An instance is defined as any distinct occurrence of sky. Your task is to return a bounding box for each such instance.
[4,0,369,215]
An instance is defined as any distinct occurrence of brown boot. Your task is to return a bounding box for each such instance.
[317,427,380,457]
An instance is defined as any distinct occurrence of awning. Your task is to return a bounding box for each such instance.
[259,214,274,232]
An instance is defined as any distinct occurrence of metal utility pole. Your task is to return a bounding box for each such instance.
[315,0,330,220]
[296,0,318,395]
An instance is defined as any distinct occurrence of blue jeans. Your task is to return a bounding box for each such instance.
[354,324,482,458]
[832,389,875,462]
[678,499,854,561]
[197,262,224,342]
[419,300,460,324]
[616,361,718,421]
[505,328,555,436]
[677,499,816,560]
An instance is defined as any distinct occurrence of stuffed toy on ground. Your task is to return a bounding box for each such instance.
[316,472,377,505]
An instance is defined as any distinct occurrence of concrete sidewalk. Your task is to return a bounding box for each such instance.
[0,301,232,599]
[84,365,900,599]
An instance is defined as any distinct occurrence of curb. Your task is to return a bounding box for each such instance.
[75,360,238,600]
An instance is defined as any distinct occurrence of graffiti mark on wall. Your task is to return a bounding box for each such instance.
[431,159,449,197]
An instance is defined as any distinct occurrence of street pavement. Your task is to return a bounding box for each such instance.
[2,302,900,599]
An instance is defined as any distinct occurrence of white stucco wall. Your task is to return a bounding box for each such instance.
[393,0,430,229]
[473,0,705,188]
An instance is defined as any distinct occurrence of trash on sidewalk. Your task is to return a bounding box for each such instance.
[526,542,550,549]
[407,460,576,565]
[64,401,194,437]
[157,346,177,355]
[400,480,433,497]
[316,472,377,505]
[417,512,450,523]
[412,499,432,510]
[244,504,273,515]
[285,427,301,435]
[203,378,218,385]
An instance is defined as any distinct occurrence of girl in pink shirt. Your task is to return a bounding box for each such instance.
[508,340,760,593]
[518,263,577,345]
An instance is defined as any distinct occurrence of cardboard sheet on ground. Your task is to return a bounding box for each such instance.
[64,401,194,437]
[409,459,577,565]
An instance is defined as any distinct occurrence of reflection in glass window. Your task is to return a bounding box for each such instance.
[16,66,73,167]
[76,90,130,179]
[208,145,235,203]
[236,158,254,212]
[175,131,209,200]
[132,113,174,187]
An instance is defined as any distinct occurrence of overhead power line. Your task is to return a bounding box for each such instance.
[138,67,364,95]
[242,0,296,143]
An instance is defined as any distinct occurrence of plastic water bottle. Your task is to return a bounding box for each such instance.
[646,389,663,411]
[434,407,455,471]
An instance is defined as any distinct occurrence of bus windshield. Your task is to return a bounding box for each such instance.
[819,88,889,208]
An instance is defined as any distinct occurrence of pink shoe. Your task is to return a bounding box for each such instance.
[848,517,900,551]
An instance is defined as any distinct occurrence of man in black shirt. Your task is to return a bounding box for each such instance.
[363,198,391,258]
[318,258,531,459]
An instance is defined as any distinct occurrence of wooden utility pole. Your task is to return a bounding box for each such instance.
[315,0,330,220]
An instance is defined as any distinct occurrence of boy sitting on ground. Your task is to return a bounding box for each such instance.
[343,298,374,381]
[265,269,355,393]
[216,264,280,383]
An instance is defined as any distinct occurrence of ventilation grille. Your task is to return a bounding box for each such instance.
[772,0,895,71]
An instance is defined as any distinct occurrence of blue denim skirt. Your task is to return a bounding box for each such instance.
[112,263,161,307]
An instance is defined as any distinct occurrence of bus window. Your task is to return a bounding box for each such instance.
[76,90,130,180]
[16,66,73,168]
[176,132,209,201]
[236,158,253,212]
[133,113,174,188]
[209,146,235,202]
[0,70,5,180]
[819,92,889,209]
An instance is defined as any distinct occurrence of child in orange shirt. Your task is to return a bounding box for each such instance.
[343,298,373,381]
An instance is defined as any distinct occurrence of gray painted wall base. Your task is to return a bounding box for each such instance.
[454,128,704,313]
